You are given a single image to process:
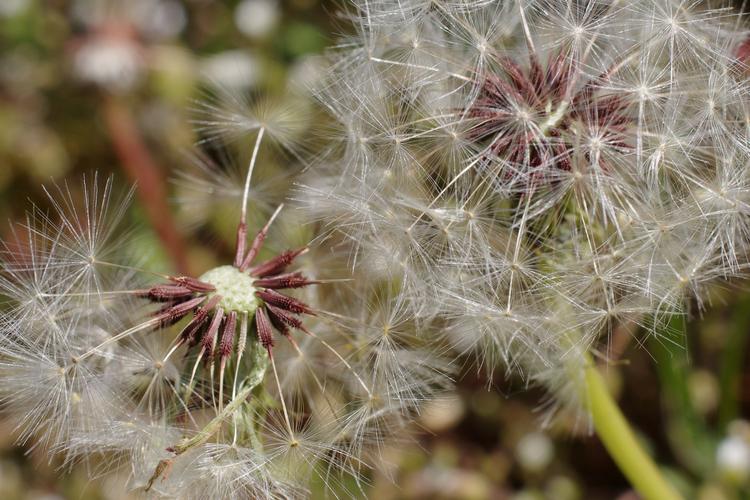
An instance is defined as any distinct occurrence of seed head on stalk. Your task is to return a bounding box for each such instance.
[301,0,750,421]
[0,78,453,496]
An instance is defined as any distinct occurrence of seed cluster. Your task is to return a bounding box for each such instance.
[466,51,630,180]
[302,0,750,422]
[141,213,316,371]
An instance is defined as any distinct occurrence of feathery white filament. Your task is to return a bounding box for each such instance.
[240,127,266,226]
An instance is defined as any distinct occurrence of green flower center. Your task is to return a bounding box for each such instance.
[198,265,259,314]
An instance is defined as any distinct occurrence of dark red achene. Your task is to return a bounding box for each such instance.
[466,51,631,183]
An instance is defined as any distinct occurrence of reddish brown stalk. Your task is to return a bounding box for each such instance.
[604,319,639,365]
[102,95,190,274]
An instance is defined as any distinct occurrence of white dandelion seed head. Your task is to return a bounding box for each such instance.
[0,80,454,495]
[300,0,750,420]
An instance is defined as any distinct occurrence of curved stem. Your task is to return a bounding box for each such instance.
[145,382,255,491]
[584,360,683,500]
[102,95,190,274]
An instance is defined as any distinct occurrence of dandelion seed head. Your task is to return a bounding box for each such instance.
[301,0,750,422]
[0,74,453,494]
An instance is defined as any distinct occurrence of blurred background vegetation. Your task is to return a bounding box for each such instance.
[1,1,749,499]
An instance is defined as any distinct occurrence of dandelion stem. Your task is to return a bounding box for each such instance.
[102,96,189,274]
[146,381,257,491]
[584,358,683,500]
[176,382,255,456]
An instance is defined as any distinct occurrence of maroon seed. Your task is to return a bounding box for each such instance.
[239,217,275,271]
[253,272,318,290]
[255,289,314,315]
[180,295,221,346]
[255,306,274,349]
[145,285,194,302]
[266,304,308,333]
[168,276,216,293]
[220,311,237,359]
[155,296,206,327]
[248,248,308,278]
[201,308,225,359]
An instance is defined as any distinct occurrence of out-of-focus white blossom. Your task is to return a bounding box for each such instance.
[200,50,261,91]
[132,0,187,40]
[71,0,186,39]
[516,432,554,473]
[69,0,187,92]
[717,421,750,485]
[0,0,28,17]
[717,436,750,483]
[235,0,280,39]
[72,34,143,91]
